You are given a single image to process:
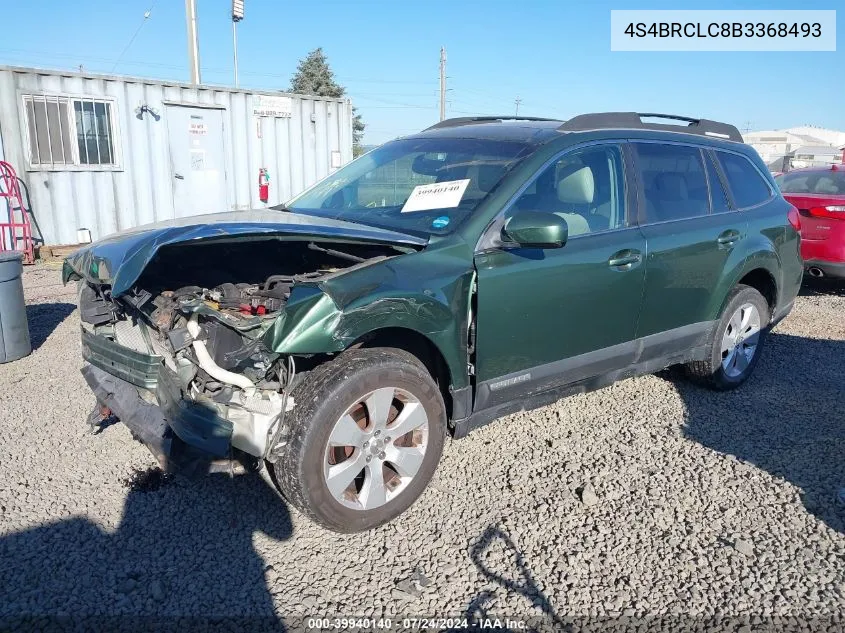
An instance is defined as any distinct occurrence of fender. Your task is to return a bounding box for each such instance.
[262,247,475,391]
[710,235,781,321]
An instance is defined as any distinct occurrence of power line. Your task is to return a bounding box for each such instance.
[352,95,435,109]
[110,1,157,73]
[450,109,501,117]
[0,47,441,86]
[337,77,438,85]
[358,105,433,110]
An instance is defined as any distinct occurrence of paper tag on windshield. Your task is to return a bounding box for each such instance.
[401,179,470,213]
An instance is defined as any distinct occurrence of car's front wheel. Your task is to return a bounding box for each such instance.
[273,348,446,533]
[685,284,770,390]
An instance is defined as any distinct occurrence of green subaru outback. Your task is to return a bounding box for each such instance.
[65,112,802,532]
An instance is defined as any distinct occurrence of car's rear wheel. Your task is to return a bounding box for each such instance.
[684,285,770,390]
[272,348,446,533]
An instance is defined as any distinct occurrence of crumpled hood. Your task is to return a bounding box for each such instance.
[63,209,426,297]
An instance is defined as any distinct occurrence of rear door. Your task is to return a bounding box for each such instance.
[633,142,748,347]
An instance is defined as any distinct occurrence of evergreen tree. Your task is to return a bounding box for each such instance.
[289,48,365,156]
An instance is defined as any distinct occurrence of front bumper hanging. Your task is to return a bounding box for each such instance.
[81,363,257,476]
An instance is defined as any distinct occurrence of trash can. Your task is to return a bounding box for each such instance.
[0,251,31,363]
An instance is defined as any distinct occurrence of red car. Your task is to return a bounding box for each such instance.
[775,164,845,279]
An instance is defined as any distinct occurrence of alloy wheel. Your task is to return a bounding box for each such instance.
[323,387,429,510]
[720,302,762,378]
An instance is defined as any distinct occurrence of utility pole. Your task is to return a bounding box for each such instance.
[439,47,447,121]
[232,0,244,88]
[515,97,522,116]
[185,0,201,85]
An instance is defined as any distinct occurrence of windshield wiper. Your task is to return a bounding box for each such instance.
[307,242,366,263]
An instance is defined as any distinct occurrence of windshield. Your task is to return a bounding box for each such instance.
[286,137,533,236]
[775,170,845,195]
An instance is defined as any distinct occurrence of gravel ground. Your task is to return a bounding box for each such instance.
[1,264,843,632]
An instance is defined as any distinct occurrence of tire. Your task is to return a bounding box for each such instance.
[272,348,447,533]
[684,284,770,390]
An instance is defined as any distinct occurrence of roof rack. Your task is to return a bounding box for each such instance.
[425,116,560,131]
[558,112,743,143]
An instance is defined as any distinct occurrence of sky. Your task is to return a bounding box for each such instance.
[1,0,842,145]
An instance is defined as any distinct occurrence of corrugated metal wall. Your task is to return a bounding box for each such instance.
[0,66,353,245]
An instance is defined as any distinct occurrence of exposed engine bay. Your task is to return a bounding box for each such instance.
[77,238,405,461]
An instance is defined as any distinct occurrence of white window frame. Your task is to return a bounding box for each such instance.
[19,93,123,171]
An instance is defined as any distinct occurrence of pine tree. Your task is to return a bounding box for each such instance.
[289,48,366,156]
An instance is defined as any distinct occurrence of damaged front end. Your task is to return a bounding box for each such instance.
[69,230,418,475]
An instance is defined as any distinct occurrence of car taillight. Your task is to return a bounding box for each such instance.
[808,205,845,220]
[787,206,801,231]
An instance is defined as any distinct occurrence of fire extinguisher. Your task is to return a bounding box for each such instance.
[258,168,270,203]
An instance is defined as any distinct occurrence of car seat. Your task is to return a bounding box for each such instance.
[648,172,706,222]
[554,166,593,236]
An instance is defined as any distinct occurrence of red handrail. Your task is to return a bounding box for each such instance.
[0,161,34,264]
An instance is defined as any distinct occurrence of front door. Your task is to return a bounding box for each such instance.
[165,105,227,218]
[473,143,646,411]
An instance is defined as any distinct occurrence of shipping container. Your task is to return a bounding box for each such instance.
[0,65,353,246]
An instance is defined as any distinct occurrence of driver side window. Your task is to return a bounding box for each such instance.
[511,145,626,236]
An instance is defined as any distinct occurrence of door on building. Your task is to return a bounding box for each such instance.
[165,105,227,218]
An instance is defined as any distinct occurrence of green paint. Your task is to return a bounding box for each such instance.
[64,126,802,404]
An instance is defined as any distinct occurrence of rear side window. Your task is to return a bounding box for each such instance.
[705,153,731,213]
[775,170,845,194]
[635,143,709,223]
[716,152,772,208]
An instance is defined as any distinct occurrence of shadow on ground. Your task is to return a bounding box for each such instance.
[26,302,76,350]
[464,525,564,631]
[799,276,845,298]
[673,332,845,535]
[0,468,292,631]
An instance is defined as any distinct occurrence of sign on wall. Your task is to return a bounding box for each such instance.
[189,120,208,135]
[252,94,293,118]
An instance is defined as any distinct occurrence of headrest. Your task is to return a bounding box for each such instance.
[815,176,841,194]
[654,173,688,200]
[557,166,594,204]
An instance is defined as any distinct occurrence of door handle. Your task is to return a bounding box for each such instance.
[717,230,740,246]
[608,250,642,268]
[174,173,185,180]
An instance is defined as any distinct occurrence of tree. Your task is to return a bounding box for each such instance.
[289,48,365,156]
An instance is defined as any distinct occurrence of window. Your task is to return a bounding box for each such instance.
[357,153,436,208]
[635,143,709,223]
[23,95,118,167]
[775,170,845,195]
[705,152,731,213]
[716,151,771,208]
[510,145,626,236]
[288,137,532,236]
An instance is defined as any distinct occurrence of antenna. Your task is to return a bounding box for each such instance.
[439,47,447,121]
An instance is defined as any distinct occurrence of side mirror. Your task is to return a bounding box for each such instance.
[502,211,568,248]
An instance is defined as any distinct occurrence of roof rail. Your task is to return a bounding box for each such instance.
[425,116,560,131]
[558,112,743,143]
